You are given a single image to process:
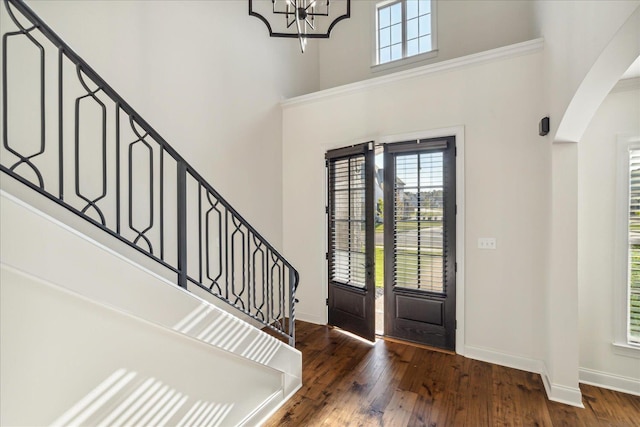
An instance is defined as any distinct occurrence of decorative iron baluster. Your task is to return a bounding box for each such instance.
[230,215,247,309]
[289,268,298,346]
[58,48,64,199]
[1,0,299,345]
[198,181,203,284]
[270,251,283,331]
[2,2,45,189]
[74,66,107,225]
[127,117,154,253]
[159,145,164,260]
[252,235,266,321]
[205,191,223,295]
[176,161,187,289]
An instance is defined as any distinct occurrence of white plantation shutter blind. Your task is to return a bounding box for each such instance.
[628,148,640,343]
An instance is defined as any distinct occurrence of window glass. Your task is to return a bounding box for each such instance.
[391,23,402,45]
[380,27,390,48]
[376,0,436,65]
[407,18,418,40]
[419,0,430,14]
[407,39,419,56]
[379,7,390,27]
[419,35,431,53]
[391,44,402,61]
[407,0,418,19]
[390,3,402,24]
[419,15,430,36]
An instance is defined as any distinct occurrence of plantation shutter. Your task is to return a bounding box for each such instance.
[391,139,449,294]
[628,148,640,343]
[327,150,368,288]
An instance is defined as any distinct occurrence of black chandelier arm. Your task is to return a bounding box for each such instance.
[249,0,349,41]
[272,10,330,18]
[271,9,329,18]
[325,0,349,36]
[305,17,316,31]
[305,11,329,17]
[287,15,296,29]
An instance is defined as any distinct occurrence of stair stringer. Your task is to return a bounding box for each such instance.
[0,189,302,425]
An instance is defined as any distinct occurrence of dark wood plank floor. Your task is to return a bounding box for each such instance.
[265,321,640,426]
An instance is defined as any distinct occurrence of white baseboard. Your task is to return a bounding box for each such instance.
[579,367,640,396]
[465,345,584,408]
[539,370,585,408]
[251,382,302,427]
[295,311,325,325]
[465,344,544,374]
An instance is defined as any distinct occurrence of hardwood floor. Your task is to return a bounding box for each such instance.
[265,321,640,426]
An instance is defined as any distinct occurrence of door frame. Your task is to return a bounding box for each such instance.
[322,126,465,354]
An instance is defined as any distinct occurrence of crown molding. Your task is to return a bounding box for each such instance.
[282,38,544,108]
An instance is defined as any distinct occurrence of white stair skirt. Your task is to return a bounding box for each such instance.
[0,190,302,426]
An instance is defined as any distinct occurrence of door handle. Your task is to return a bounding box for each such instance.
[365,260,374,278]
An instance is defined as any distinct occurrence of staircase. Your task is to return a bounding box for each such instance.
[0,0,301,425]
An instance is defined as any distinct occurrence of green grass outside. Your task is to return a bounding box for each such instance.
[630,245,640,340]
[375,221,442,233]
[374,245,442,290]
[375,246,384,288]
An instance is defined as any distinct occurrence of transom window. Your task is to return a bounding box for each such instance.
[376,0,435,65]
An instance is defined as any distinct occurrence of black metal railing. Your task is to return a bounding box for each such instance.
[0,0,298,345]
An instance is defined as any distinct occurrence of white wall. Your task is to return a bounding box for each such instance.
[546,141,581,405]
[533,1,640,405]
[318,0,536,90]
[6,0,321,249]
[533,0,639,141]
[282,47,548,366]
[578,83,640,394]
[1,265,283,426]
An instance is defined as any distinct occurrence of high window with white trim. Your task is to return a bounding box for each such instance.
[375,0,436,65]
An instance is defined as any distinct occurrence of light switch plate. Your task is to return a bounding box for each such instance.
[478,237,497,250]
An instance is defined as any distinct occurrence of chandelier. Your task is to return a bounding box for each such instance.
[249,0,351,53]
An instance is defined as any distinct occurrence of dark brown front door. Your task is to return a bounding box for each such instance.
[383,137,456,350]
[326,143,376,341]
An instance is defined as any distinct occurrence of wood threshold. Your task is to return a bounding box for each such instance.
[379,335,456,355]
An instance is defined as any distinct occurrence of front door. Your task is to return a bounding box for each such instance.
[326,143,376,341]
[383,137,456,350]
